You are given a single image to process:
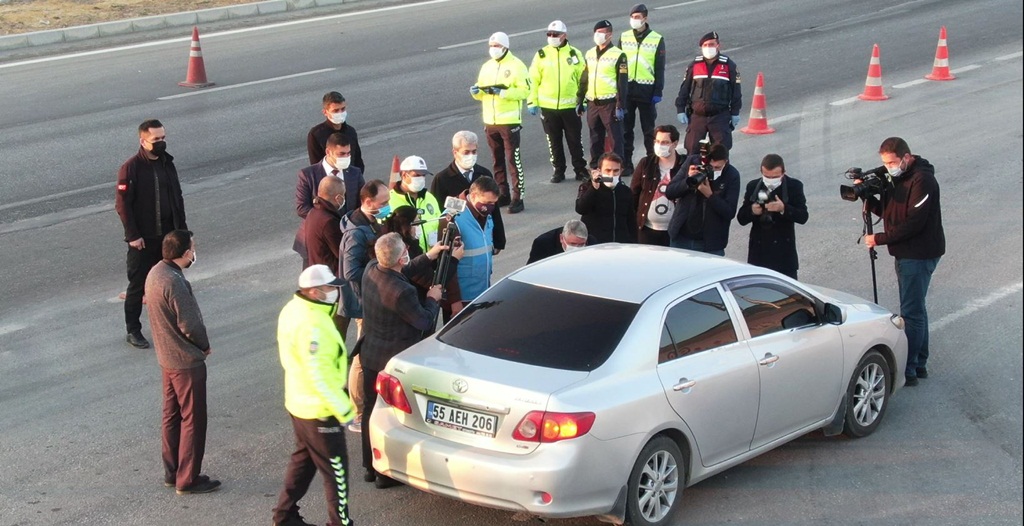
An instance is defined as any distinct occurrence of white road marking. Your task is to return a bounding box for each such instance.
[656,0,709,9]
[931,282,1023,331]
[0,323,26,337]
[0,0,452,70]
[830,96,860,106]
[893,78,929,89]
[994,51,1023,61]
[769,112,804,124]
[950,64,982,74]
[157,68,334,100]
[438,27,547,50]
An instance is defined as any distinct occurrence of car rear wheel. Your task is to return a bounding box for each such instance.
[625,436,684,526]
[843,350,890,438]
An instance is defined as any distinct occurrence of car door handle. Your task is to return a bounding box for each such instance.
[759,353,780,366]
[673,378,696,391]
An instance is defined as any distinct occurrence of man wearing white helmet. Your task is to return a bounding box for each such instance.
[470,31,530,214]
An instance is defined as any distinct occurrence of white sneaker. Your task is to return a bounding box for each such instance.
[347,421,362,433]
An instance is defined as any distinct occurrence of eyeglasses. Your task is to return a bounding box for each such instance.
[546,32,563,37]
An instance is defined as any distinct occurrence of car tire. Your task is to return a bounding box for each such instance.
[843,350,891,438]
[624,436,684,526]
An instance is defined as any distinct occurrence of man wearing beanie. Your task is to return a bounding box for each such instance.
[619,3,666,176]
[578,20,629,172]
[674,31,742,155]
[470,31,530,214]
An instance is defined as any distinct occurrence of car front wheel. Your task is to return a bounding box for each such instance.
[843,350,890,438]
[625,436,684,526]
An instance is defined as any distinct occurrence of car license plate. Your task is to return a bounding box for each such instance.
[425,400,498,437]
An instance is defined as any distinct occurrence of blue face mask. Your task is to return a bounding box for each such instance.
[372,203,392,220]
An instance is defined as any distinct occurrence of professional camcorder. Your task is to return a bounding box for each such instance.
[755,189,774,225]
[839,166,889,201]
[687,138,713,188]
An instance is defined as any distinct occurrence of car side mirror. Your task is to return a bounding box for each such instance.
[822,303,845,325]
[781,309,815,329]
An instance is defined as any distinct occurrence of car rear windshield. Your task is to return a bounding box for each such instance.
[437,279,640,372]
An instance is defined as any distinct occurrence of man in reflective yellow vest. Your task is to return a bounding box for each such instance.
[389,155,441,252]
[527,20,588,184]
[471,31,530,214]
[619,3,666,177]
[577,20,629,172]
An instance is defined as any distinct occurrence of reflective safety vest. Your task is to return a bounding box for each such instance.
[389,188,442,252]
[277,293,354,422]
[472,52,530,125]
[620,30,662,85]
[585,45,626,101]
[528,43,585,110]
[453,211,493,301]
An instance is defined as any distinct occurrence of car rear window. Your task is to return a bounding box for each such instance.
[437,279,640,371]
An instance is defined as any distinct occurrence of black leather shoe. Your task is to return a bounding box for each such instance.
[904,375,919,387]
[166,474,208,488]
[273,515,316,526]
[508,199,525,214]
[550,173,565,183]
[176,477,221,494]
[574,171,588,181]
[916,367,928,379]
[363,470,376,483]
[126,331,150,349]
[497,193,511,208]
[374,475,402,489]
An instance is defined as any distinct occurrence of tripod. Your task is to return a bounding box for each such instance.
[861,198,879,304]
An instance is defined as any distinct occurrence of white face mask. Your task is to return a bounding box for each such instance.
[407,176,426,193]
[762,176,782,190]
[547,36,562,47]
[654,144,673,158]
[185,249,196,268]
[888,158,906,178]
[328,111,347,125]
[333,155,351,171]
[400,253,411,266]
[701,46,718,60]
[593,32,608,46]
[602,176,620,188]
[489,47,505,60]
[456,153,478,170]
[563,243,584,253]
[629,18,644,30]
[323,289,339,304]
[713,170,723,180]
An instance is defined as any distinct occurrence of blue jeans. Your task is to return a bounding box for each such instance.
[896,257,940,377]
[669,237,725,257]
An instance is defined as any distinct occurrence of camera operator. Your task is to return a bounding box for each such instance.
[736,154,808,279]
[664,142,740,255]
[576,152,637,244]
[863,137,945,386]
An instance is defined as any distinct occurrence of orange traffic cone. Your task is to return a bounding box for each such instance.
[389,155,401,186]
[740,72,775,135]
[925,26,955,81]
[178,26,214,88]
[858,44,888,101]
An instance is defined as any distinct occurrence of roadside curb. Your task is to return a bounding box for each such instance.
[0,0,360,51]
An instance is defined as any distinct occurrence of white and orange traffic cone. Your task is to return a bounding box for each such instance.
[389,155,401,185]
[740,72,775,135]
[178,26,214,88]
[858,44,888,101]
[925,26,955,81]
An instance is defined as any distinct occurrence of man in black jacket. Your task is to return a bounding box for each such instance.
[864,137,945,386]
[306,91,365,173]
[664,143,740,255]
[736,154,808,279]
[430,131,506,254]
[576,153,636,244]
[115,119,188,349]
[526,220,595,264]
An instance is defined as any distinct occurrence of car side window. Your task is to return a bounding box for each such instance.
[659,288,737,364]
[727,281,819,339]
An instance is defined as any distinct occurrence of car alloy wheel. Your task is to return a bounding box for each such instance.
[843,350,890,438]
[625,436,683,526]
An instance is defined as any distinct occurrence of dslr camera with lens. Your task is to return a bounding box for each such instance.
[687,138,714,188]
[840,166,889,201]
[755,188,774,225]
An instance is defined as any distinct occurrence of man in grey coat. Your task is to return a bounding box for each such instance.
[145,229,221,495]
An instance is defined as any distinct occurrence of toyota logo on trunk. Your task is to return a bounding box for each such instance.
[452,378,469,393]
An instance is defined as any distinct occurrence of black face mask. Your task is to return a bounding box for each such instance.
[150,141,167,155]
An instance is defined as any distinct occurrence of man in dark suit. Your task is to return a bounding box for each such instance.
[358,233,444,488]
[304,177,347,280]
[293,132,364,268]
[430,130,506,255]
[664,142,740,256]
[736,153,808,279]
[527,220,596,264]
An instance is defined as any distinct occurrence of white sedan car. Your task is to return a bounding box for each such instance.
[370,245,907,525]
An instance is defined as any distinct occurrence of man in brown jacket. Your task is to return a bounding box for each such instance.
[145,230,221,495]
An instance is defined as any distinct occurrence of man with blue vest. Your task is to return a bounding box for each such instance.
[452,177,501,301]
[619,3,666,176]
[471,32,530,214]
[578,20,629,171]
[675,31,743,155]
[527,20,588,184]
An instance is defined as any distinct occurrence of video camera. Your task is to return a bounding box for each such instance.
[687,138,714,188]
[840,166,889,201]
[755,188,774,225]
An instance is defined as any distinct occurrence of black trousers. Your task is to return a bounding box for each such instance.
[624,99,657,167]
[162,364,208,489]
[586,102,624,169]
[484,124,525,201]
[684,111,732,155]
[540,108,588,177]
[360,366,381,472]
[273,415,354,526]
[125,237,164,333]
[638,226,670,247]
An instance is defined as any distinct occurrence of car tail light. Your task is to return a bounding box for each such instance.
[375,372,411,414]
[512,411,596,442]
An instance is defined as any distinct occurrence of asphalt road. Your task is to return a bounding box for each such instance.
[0,0,1022,524]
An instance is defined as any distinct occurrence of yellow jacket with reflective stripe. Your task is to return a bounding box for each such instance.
[527,43,585,110]
[620,29,662,85]
[585,45,626,100]
[277,293,355,422]
[389,187,442,252]
[472,51,530,125]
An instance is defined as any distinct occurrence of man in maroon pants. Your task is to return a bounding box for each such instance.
[145,229,221,494]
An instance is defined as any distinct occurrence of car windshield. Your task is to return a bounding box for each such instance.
[437,279,640,372]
